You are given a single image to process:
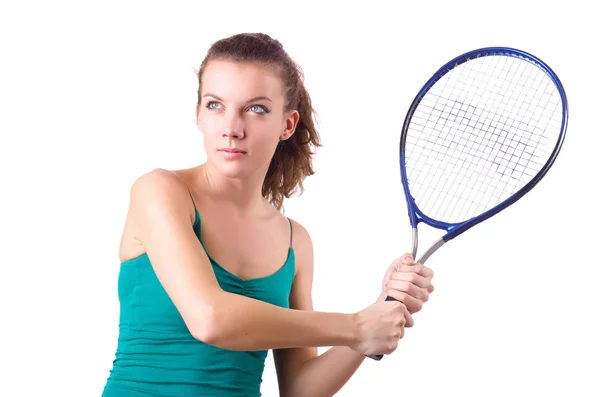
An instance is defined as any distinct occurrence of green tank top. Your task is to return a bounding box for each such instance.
[102,208,296,397]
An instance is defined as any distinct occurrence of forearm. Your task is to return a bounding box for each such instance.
[284,346,366,397]
[281,293,390,396]
[201,291,358,351]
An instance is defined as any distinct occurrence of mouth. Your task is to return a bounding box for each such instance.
[217,148,248,159]
[218,148,247,154]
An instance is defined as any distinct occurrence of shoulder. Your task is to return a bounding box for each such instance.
[131,168,185,192]
[128,168,196,224]
[130,168,191,200]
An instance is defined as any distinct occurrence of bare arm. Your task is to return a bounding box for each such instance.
[129,169,358,351]
[274,222,367,397]
[276,240,436,396]
[281,347,367,397]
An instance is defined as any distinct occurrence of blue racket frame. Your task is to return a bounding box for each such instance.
[368,46,569,362]
[399,47,569,264]
[369,47,568,362]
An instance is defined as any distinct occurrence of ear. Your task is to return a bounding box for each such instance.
[281,110,300,141]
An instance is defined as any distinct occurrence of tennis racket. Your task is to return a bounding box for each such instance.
[368,47,568,361]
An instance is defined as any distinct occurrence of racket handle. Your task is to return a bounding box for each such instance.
[365,295,397,361]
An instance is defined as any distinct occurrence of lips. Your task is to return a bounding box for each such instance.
[218,148,247,154]
[217,148,248,159]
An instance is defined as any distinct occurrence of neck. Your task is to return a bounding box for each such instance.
[198,162,270,212]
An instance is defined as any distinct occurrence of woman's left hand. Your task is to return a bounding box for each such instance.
[378,253,435,314]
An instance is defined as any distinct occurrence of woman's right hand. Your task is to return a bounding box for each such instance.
[350,300,413,356]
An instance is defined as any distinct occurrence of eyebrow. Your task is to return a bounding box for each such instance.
[202,93,273,103]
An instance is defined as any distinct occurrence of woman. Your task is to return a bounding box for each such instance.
[102,32,435,397]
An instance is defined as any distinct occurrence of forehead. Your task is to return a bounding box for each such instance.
[201,60,285,101]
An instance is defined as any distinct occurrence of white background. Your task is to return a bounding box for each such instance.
[1,1,598,396]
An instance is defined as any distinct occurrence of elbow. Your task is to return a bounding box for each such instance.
[189,304,218,345]
[189,299,229,347]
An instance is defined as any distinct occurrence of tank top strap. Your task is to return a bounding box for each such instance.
[186,188,199,228]
[187,188,197,212]
[286,217,293,248]
[169,170,198,221]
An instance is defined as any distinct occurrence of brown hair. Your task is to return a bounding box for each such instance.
[196,33,321,211]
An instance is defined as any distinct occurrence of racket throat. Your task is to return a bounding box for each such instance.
[412,227,445,264]
[411,228,418,259]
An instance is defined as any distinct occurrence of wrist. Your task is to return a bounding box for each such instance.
[345,312,361,349]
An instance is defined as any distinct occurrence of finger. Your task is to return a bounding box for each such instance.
[389,253,415,271]
[391,301,414,329]
[404,308,414,328]
[385,289,424,314]
[390,271,435,295]
[387,279,429,302]
[396,263,434,279]
[400,253,415,265]
[389,271,430,288]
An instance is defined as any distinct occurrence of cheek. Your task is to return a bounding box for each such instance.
[198,118,219,146]
[249,123,281,152]
[198,116,212,133]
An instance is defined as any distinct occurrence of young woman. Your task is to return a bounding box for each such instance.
[102,32,435,397]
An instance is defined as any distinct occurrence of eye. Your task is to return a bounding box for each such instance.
[248,104,269,114]
[205,101,222,110]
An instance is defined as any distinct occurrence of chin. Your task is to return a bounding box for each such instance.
[212,158,255,180]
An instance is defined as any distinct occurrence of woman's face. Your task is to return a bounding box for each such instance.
[197,60,298,180]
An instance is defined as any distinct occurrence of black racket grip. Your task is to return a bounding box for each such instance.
[365,295,398,361]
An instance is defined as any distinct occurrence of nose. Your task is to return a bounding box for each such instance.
[222,111,244,140]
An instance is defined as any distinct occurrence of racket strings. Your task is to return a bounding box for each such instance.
[413,60,560,222]
[404,54,563,224]
[410,56,509,219]
[455,59,550,216]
